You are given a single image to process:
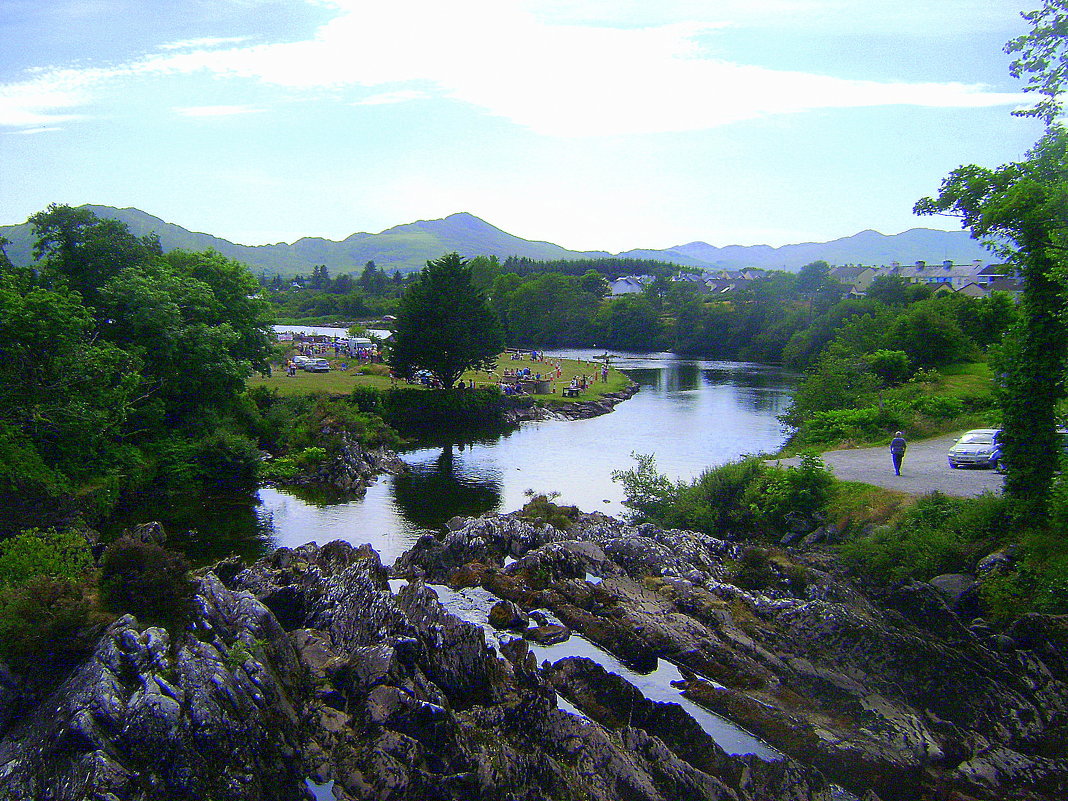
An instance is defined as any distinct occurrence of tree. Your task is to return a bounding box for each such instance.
[29,204,160,304]
[389,253,503,388]
[1006,0,1068,125]
[916,2,1068,512]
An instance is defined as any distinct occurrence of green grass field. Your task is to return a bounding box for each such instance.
[248,351,632,400]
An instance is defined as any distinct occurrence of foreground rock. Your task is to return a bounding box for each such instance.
[394,513,1068,801]
[0,539,827,801]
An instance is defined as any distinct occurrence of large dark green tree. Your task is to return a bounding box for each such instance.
[0,205,275,529]
[389,252,503,388]
[916,1,1068,512]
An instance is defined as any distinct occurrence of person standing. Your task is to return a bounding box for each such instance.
[890,431,907,476]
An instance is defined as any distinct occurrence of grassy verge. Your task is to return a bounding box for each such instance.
[779,361,997,455]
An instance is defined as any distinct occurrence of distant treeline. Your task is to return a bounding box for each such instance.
[502,255,688,279]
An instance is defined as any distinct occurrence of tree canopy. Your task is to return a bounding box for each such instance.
[389,253,503,388]
[916,2,1068,513]
[0,205,275,531]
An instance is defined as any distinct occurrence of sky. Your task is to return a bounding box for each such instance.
[0,0,1050,253]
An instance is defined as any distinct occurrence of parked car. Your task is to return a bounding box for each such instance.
[292,355,311,367]
[948,429,1002,470]
[303,358,331,372]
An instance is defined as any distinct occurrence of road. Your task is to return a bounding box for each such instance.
[769,432,1004,498]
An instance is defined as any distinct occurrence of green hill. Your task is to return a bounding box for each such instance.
[0,206,609,278]
[0,204,992,278]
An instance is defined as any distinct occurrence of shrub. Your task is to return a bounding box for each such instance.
[99,537,194,625]
[748,452,834,533]
[0,576,103,668]
[519,492,580,531]
[838,493,973,584]
[194,429,261,487]
[666,458,767,535]
[0,528,93,587]
[732,548,776,591]
[611,452,677,522]
[350,385,384,414]
[909,395,965,420]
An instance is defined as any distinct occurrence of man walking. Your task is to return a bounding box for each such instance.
[890,431,907,476]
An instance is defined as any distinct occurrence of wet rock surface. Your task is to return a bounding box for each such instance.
[0,510,1065,800]
[393,512,1068,801]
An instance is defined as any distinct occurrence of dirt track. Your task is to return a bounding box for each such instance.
[770,432,1004,498]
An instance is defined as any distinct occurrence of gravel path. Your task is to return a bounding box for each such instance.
[770,432,1004,498]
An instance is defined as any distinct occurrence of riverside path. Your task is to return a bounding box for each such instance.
[770,432,1004,498]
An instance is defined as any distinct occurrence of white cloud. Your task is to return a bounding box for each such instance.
[157,36,253,51]
[173,104,266,117]
[355,90,431,106]
[0,0,1028,134]
[5,126,64,135]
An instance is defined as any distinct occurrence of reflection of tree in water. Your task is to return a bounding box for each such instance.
[392,444,503,530]
[701,367,797,414]
[100,488,273,566]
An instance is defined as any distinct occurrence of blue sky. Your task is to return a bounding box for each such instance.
[0,0,1048,253]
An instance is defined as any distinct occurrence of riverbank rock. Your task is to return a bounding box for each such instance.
[284,431,406,493]
[507,382,641,423]
[390,510,1068,801]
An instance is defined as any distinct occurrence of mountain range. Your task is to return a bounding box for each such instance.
[0,205,993,277]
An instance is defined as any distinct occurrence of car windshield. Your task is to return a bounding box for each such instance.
[958,433,995,445]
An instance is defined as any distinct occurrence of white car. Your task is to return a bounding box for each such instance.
[303,358,331,372]
[947,429,1002,470]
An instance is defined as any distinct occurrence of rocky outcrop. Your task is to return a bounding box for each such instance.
[392,511,1068,801]
[281,431,406,493]
[3,507,1064,800]
[506,383,640,423]
[0,539,830,801]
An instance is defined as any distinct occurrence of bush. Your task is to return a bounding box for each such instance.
[838,493,980,584]
[748,452,834,533]
[611,452,677,522]
[350,385,384,414]
[194,429,261,487]
[732,548,776,591]
[288,397,403,451]
[796,406,906,446]
[0,528,93,586]
[666,458,767,535]
[99,537,194,625]
[0,576,103,668]
[383,386,508,428]
[520,492,580,531]
[909,395,965,420]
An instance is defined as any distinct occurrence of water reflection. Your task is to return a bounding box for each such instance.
[101,352,796,565]
[392,444,503,529]
[101,487,274,565]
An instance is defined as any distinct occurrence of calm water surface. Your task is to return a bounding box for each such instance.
[256,349,795,564]
[112,348,794,564]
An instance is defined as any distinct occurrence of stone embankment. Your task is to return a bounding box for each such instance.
[1,508,1064,800]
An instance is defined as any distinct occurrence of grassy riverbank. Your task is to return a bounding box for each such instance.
[248,352,632,401]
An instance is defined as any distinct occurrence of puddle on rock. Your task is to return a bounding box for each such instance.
[420,582,780,760]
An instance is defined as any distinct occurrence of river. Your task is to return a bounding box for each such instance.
[107,342,796,566]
